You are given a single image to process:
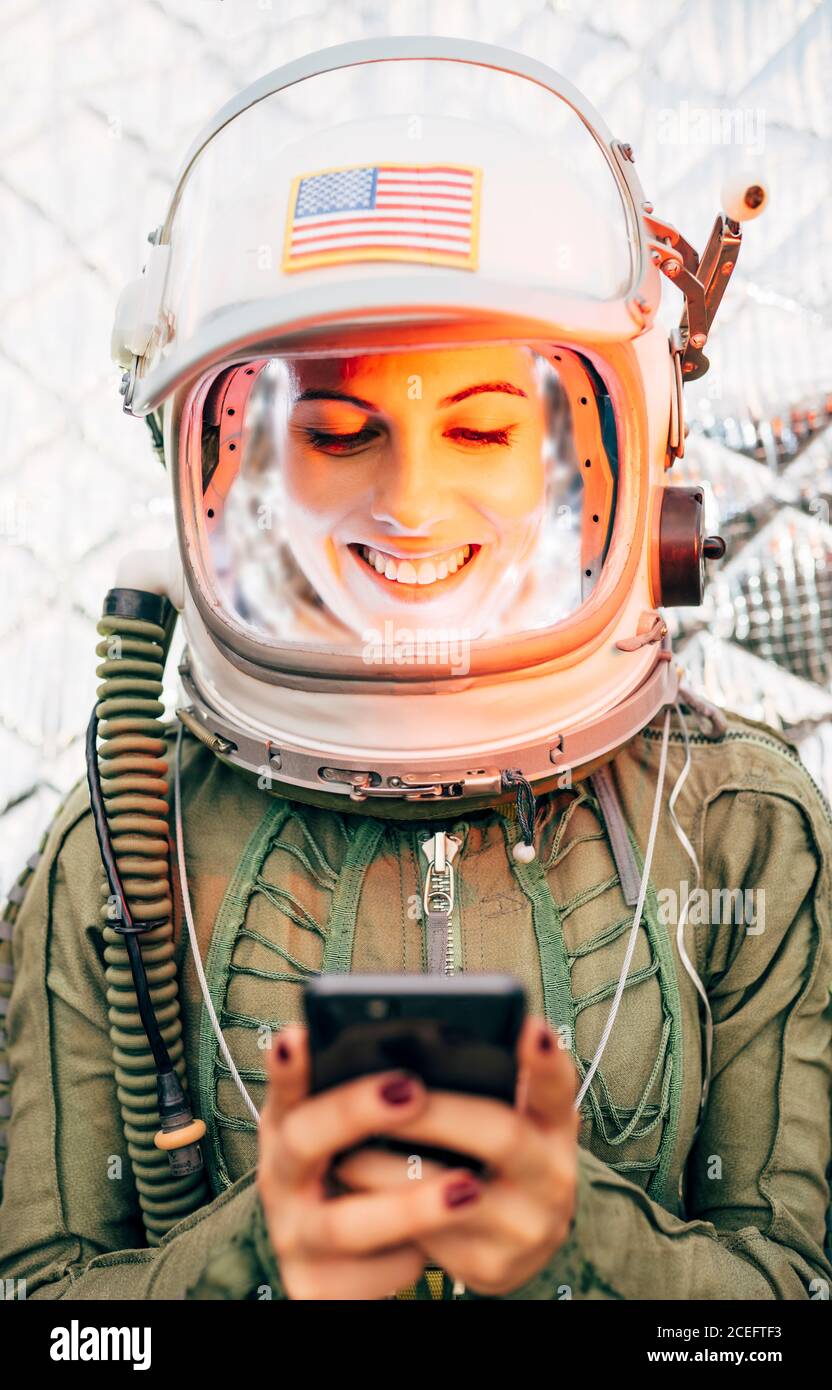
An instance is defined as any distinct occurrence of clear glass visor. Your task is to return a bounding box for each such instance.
[151,58,638,380]
[181,342,620,661]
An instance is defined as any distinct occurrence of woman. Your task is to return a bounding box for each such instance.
[0,38,829,1302]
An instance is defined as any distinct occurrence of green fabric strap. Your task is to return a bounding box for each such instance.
[197,801,293,1193]
[503,820,574,1043]
[197,812,387,1193]
[321,818,387,973]
[504,803,684,1214]
[624,823,685,1211]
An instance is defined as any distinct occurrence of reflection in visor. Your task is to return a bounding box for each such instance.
[195,346,615,648]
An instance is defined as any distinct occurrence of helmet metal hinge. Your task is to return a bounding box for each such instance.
[667,328,686,464]
[645,210,742,382]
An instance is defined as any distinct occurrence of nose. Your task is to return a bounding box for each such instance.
[369,435,453,534]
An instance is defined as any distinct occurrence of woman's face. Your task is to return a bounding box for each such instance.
[280,346,548,636]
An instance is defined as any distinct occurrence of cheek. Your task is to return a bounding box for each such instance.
[468,451,546,523]
[284,449,366,529]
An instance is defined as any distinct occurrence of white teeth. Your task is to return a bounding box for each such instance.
[358,543,475,585]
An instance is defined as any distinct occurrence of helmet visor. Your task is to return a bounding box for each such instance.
[179,341,620,667]
[138,54,643,407]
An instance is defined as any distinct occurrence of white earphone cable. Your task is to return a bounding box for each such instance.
[174,724,261,1126]
[668,700,714,1120]
[575,705,672,1109]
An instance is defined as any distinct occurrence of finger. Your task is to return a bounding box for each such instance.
[333,1146,447,1192]
[419,1228,552,1298]
[283,1246,426,1301]
[275,1070,428,1187]
[418,1179,575,1292]
[263,1025,311,1123]
[516,1017,579,1130]
[424,1174,573,1249]
[300,1168,484,1256]
[377,1092,549,1184]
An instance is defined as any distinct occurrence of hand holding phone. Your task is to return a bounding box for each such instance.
[256,988,579,1299]
[304,974,526,1171]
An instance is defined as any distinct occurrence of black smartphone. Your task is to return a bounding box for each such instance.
[304,973,526,1172]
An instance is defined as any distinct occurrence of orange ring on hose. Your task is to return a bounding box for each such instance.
[154,1118,207,1151]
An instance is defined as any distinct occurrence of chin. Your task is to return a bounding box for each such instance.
[343,590,498,642]
[307,549,519,639]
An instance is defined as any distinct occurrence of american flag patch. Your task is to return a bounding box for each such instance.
[282,163,481,273]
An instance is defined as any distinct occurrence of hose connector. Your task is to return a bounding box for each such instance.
[154,1070,207,1177]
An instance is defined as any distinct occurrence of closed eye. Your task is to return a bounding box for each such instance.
[444,426,516,447]
[302,426,383,455]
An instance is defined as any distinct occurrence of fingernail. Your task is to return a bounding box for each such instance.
[445,1176,481,1209]
[276,1039,291,1063]
[380,1075,416,1105]
[538,1027,554,1054]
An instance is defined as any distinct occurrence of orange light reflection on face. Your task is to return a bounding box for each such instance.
[281,345,549,635]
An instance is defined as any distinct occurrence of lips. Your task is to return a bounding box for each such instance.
[352,542,478,587]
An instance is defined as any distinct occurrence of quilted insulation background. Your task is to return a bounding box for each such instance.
[1,0,831,898]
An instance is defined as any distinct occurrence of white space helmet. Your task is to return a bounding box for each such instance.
[111,37,752,807]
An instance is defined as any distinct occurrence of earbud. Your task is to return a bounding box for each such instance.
[721,171,769,222]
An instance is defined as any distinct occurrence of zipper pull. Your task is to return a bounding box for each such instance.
[421,831,461,976]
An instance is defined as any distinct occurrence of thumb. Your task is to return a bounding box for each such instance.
[515,1016,578,1131]
[263,1023,311,1123]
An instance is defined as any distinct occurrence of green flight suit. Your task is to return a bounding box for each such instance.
[0,702,830,1300]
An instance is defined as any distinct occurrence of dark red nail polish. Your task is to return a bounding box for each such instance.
[538,1028,554,1054]
[380,1076,415,1105]
[276,1039,291,1062]
[445,1177,481,1209]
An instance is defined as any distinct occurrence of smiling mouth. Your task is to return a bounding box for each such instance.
[351,542,479,587]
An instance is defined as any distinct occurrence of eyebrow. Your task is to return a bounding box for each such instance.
[294,382,528,411]
[438,381,528,407]
[295,388,378,411]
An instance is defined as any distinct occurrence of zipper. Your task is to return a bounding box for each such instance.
[640,726,832,829]
[419,830,463,975]
[414,830,468,1301]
